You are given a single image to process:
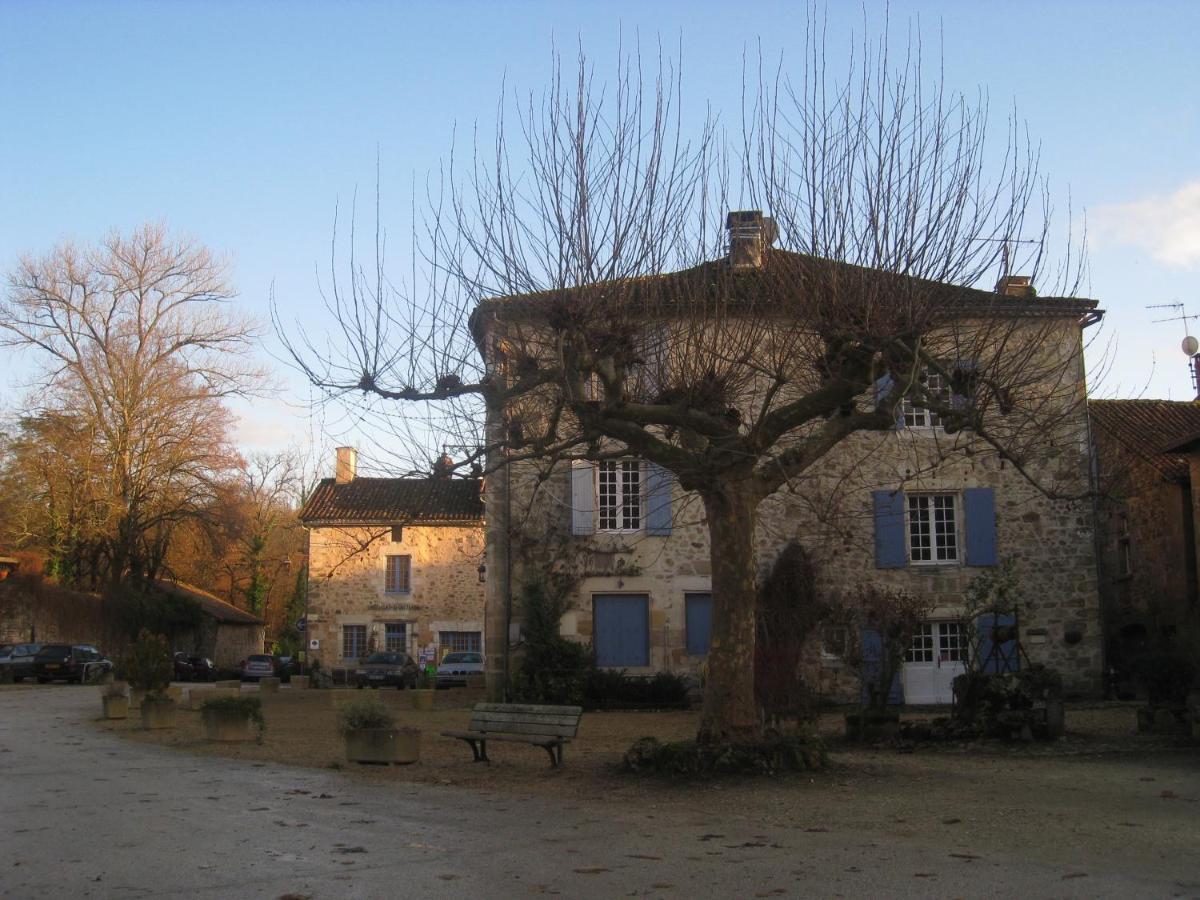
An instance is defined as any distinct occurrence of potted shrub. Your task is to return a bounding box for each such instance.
[101,680,130,719]
[338,696,420,764]
[120,630,177,730]
[200,695,265,742]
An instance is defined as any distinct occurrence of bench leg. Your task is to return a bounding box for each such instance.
[478,738,489,763]
[544,742,563,768]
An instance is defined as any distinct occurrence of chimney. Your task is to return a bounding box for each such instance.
[335,447,357,484]
[996,275,1034,298]
[726,210,777,270]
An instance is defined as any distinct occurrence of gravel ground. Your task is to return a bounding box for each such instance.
[70,685,1200,891]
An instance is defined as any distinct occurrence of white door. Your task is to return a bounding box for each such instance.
[902,621,967,705]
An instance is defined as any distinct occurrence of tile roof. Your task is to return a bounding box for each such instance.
[1089,399,1200,482]
[299,476,484,526]
[152,580,265,626]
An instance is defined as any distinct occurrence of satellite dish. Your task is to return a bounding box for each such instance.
[1183,335,1199,356]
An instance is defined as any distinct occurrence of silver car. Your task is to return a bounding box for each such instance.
[435,651,484,688]
[240,654,277,682]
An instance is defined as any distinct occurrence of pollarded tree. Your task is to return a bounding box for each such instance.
[1,224,260,587]
[286,26,1093,743]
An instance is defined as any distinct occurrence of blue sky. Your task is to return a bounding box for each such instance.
[2,0,1198,469]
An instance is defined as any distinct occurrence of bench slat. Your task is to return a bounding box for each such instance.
[471,703,582,716]
[467,721,577,738]
[469,713,581,729]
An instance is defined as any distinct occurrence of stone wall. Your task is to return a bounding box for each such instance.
[305,524,486,670]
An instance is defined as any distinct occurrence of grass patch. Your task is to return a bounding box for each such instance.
[623,734,826,777]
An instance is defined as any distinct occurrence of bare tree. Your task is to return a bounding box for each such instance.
[1,224,261,587]
[286,26,1093,743]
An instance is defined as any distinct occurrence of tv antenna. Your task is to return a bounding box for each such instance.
[1147,303,1200,397]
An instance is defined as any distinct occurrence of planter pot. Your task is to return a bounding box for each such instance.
[201,708,258,742]
[410,689,435,711]
[290,675,310,691]
[189,686,216,710]
[140,697,177,730]
[844,710,900,743]
[102,694,129,719]
[344,727,420,765]
[1042,700,1065,740]
[258,676,281,695]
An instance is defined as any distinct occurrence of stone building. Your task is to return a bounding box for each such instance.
[474,215,1106,702]
[298,448,486,674]
[1089,399,1200,675]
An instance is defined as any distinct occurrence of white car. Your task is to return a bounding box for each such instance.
[435,652,484,687]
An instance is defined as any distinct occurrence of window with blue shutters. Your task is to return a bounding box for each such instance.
[593,595,650,667]
[572,458,672,536]
[874,488,996,568]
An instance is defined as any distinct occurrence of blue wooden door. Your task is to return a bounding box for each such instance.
[685,593,712,656]
[593,594,650,667]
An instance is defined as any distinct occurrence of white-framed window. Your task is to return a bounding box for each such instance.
[385,555,411,593]
[901,370,949,428]
[907,493,959,564]
[905,622,935,662]
[938,621,966,663]
[341,624,367,660]
[597,460,642,532]
[439,631,482,654]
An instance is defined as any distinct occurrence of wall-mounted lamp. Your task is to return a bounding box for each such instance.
[477,563,487,583]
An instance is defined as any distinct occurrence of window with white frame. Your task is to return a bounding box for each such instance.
[905,622,935,662]
[341,624,367,660]
[907,494,959,563]
[901,370,949,428]
[597,460,642,531]
[439,631,482,654]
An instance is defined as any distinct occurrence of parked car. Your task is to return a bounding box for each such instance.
[0,643,43,682]
[274,656,297,683]
[173,652,216,682]
[355,652,419,689]
[240,654,278,682]
[435,651,485,688]
[32,644,112,684]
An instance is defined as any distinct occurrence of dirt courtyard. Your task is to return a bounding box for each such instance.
[90,686,1200,888]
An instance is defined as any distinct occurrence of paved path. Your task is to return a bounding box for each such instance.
[0,687,1193,898]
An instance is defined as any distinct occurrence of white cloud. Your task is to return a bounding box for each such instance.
[1093,179,1200,268]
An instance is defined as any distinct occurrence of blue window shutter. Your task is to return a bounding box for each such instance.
[873,490,907,568]
[874,373,902,429]
[859,628,904,705]
[644,462,673,535]
[975,612,1019,673]
[685,593,712,656]
[571,462,595,535]
[963,488,997,566]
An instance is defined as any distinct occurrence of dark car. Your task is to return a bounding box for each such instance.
[0,642,43,682]
[33,644,112,684]
[355,652,418,689]
[173,652,216,682]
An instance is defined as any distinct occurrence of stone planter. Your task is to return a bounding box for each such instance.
[409,689,435,711]
[102,693,129,719]
[344,727,420,765]
[1041,700,1065,740]
[258,676,281,695]
[201,708,258,742]
[166,684,186,703]
[188,686,216,710]
[844,710,900,743]
[140,696,178,730]
[290,675,310,691]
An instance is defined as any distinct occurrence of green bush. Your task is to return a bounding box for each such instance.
[336,697,395,737]
[118,630,173,696]
[583,670,690,710]
[623,735,826,777]
[510,576,593,705]
[952,663,1063,740]
[200,694,265,730]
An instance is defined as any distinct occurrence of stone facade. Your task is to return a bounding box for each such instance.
[304,523,486,671]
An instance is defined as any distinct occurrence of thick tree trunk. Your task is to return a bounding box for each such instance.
[698,487,762,744]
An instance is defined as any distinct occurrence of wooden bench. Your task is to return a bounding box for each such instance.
[441,702,583,768]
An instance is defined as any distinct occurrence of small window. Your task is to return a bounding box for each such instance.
[391,525,404,543]
[820,625,848,658]
[939,622,966,663]
[905,623,935,662]
[385,555,411,593]
[384,623,407,653]
[598,460,642,532]
[341,625,367,660]
[907,494,958,564]
[1117,514,1132,577]
[902,371,949,428]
